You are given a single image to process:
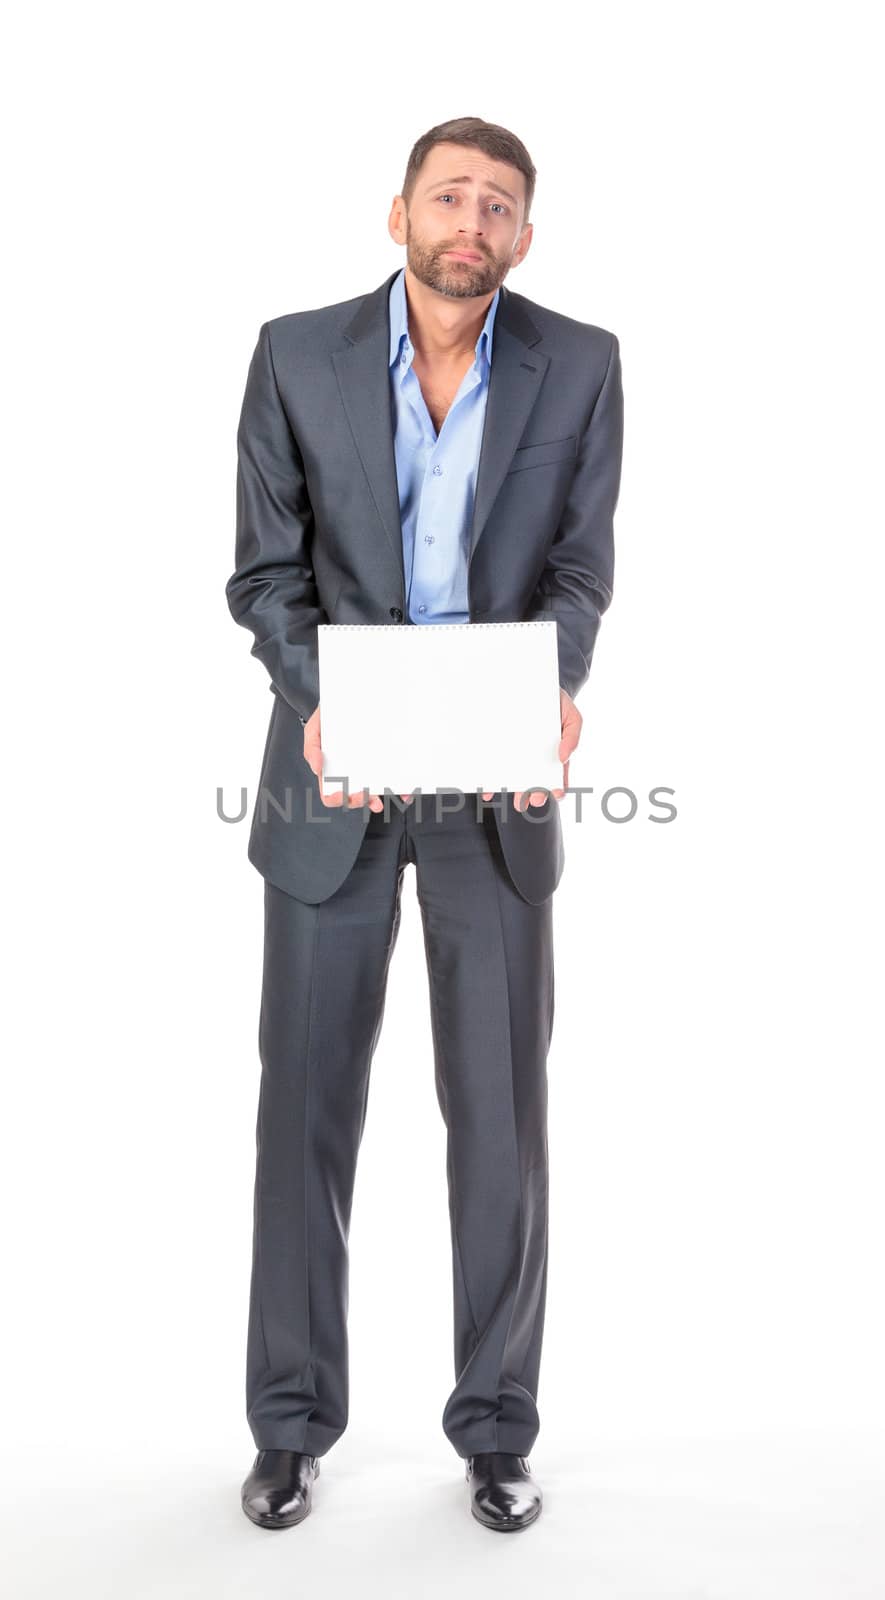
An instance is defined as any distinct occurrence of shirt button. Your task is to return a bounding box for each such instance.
[424,534,435,544]
[418,604,427,613]
[432,463,442,476]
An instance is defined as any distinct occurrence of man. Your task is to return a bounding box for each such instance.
[227,115,624,1532]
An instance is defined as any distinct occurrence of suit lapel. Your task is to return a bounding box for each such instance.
[331,273,404,585]
[468,299,550,562]
[331,269,550,585]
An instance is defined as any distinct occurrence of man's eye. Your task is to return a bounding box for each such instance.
[436,193,507,214]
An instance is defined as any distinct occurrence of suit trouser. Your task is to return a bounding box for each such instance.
[245,793,555,1459]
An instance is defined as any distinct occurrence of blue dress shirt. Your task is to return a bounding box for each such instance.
[388,266,500,624]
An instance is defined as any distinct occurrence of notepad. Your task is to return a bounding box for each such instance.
[316,620,563,796]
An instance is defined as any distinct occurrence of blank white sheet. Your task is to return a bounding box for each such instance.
[316,620,562,797]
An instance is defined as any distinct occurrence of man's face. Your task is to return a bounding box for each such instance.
[394,141,532,301]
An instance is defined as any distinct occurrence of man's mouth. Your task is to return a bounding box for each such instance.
[444,249,484,262]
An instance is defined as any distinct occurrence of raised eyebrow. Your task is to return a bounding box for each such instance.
[427,176,517,205]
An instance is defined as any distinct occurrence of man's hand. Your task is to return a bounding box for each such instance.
[505,687,582,813]
[303,704,412,812]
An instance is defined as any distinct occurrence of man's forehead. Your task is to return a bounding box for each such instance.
[420,160,521,206]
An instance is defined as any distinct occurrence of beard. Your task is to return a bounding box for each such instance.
[405,220,509,300]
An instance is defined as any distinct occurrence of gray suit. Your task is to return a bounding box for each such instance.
[227,268,623,1459]
[227,268,623,906]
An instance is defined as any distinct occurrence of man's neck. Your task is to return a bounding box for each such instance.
[402,266,493,363]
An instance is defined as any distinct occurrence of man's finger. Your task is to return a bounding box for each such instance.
[550,756,571,800]
[513,789,545,811]
[347,787,385,812]
[559,689,582,764]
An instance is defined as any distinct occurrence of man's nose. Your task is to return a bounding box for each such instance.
[459,211,485,237]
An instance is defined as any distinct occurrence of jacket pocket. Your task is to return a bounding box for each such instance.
[505,434,577,474]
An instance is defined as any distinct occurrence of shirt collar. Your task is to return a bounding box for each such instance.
[388,265,499,370]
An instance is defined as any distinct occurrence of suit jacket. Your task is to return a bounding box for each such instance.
[227,267,624,905]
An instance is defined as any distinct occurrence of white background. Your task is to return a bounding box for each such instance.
[3,2,883,1595]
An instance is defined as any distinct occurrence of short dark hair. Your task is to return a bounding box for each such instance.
[401,116,536,224]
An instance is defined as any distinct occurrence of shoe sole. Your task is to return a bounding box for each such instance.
[241,1458,320,1529]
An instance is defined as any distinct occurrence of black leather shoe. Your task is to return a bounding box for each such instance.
[465,1451,542,1530]
[241,1449,321,1529]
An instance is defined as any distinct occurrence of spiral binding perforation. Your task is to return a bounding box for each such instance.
[318,620,554,631]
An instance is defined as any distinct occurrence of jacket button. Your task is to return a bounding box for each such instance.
[389,606,403,621]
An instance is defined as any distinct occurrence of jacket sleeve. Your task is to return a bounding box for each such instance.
[525,332,624,700]
[225,320,323,725]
